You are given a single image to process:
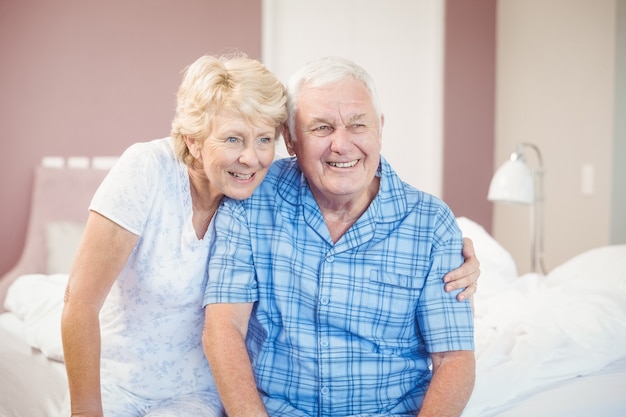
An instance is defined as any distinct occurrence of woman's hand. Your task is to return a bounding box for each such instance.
[444,237,480,301]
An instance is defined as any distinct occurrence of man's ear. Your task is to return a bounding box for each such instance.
[281,124,296,156]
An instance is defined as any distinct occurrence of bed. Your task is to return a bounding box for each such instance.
[456,217,626,416]
[1,161,625,417]
[0,158,113,417]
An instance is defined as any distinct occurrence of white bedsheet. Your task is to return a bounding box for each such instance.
[495,356,626,417]
[0,312,67,417]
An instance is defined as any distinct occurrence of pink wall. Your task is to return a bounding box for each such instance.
[0,0,497,277]
[0,0,261,277]
[442,0,496,232]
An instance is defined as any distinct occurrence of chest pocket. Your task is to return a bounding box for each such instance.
[367,270,426,316]
[369,270,426,290]
[357,270,427,348]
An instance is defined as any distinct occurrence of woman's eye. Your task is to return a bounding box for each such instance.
[258,136,274,144]
[226,136,239,143]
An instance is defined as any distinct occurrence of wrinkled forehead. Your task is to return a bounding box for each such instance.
[216,104,281,127]
[207,107,281,136]
[298,79,378,118]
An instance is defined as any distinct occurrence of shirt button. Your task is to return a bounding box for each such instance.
[326,255,335,262]
[320,296,329,305]
[320,338,329,347]
[320,386,329,395]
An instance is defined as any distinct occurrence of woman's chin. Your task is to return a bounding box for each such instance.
[224,186,256,201]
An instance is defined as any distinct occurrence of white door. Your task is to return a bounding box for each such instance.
[262,0,445,196]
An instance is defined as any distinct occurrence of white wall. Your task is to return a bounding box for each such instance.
[262,0,445,196]
[494,0,616,273]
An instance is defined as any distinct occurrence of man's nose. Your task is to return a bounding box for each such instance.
[330,126,353,152]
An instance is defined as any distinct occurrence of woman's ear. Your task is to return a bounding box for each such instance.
[281,124,296,156]
[184,135,202,160]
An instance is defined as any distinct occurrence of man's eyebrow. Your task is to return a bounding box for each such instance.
[346,113,368,123]
[309,116,330,124]
[306,114,368,127]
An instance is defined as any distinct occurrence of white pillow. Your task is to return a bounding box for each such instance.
[45,221,85,274]
[546,244,626,287]
[455,217,518,297]
[4,273,68,361]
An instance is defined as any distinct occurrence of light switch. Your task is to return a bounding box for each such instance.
[581,164,594,196]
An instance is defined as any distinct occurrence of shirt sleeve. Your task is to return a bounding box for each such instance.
[417,208,475,353]
[204,197,259,306]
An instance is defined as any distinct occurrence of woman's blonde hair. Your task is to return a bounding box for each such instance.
[171,53,287,166]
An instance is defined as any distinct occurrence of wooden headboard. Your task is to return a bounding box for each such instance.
[0,164,112,312]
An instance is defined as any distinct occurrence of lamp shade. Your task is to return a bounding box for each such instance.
[487,159,534,204]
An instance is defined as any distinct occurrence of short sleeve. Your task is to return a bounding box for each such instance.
[204,198,259,306]
[90,142,158,235]
[418,207,474,353]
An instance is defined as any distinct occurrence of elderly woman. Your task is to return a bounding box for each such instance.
[60,54,287,417]
[60,54,479,417]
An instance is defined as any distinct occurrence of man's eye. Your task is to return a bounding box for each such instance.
[349,123,367,132]
[310,125,333,136]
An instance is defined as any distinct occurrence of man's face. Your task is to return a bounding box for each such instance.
[286,77,383,205]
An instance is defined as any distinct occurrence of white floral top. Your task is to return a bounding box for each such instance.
[91,137,216,399]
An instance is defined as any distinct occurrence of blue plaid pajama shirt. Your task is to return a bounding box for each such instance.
[204,157,474,417]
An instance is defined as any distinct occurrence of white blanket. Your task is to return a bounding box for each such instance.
[463,244,626,416]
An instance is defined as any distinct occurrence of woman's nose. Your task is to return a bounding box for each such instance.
[238,143,260,166]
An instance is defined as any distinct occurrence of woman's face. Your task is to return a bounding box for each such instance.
[194,111,278,200]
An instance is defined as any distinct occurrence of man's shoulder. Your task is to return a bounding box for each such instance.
[379,158,440,207]
[269,156,299,175]
[257,156,301,193]
[379,160,454,225]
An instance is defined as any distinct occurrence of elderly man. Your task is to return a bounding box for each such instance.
[203,57,475,417]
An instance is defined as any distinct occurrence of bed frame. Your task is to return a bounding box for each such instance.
[0,160,115,417]
[0,164,110,312]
